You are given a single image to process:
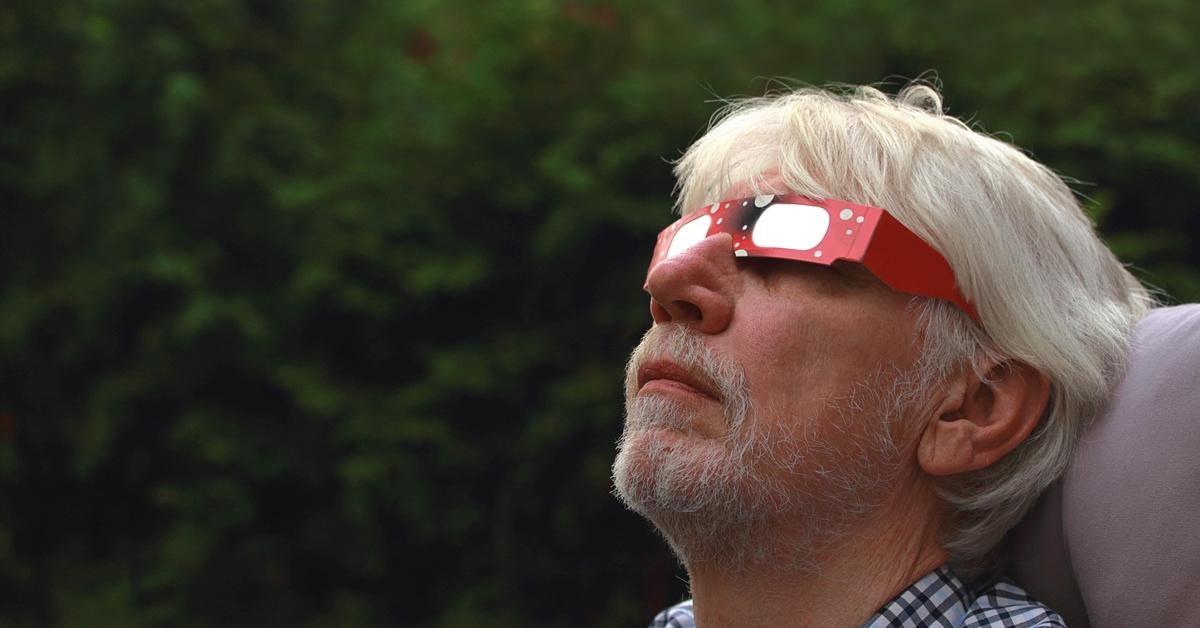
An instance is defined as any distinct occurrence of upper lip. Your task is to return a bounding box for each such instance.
[637,359,720,400]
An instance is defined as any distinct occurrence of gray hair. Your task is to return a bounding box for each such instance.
[673,83,1153,576]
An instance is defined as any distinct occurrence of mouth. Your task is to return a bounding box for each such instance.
[636,359,721,401]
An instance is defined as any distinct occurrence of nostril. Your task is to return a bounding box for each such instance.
[650,298,705,324]
[673,300,702,322]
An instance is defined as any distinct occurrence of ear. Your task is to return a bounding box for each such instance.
[917,361,1051,476]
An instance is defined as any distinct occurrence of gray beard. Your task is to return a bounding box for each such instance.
[612,325,922,575]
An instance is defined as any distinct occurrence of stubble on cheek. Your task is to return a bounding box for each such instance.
[614,340,927,523]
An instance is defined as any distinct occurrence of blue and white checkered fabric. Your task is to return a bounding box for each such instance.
[649,566,1065,627]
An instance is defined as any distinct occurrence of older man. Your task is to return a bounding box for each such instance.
[611,84,1151,627]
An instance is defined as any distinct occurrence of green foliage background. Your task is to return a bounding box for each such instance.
[2,1,1197,626]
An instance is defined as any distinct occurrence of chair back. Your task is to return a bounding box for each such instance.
[1009,304,1200,627]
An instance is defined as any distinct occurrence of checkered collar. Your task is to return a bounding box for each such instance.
[649,565,1062,627]
[862,565,1062,628]
[862,566,973,627]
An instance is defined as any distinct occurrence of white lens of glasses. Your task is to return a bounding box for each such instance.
[666,214,712,259]
[751,204,829,251]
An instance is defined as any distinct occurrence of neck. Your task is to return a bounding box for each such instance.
[682,480,948,628]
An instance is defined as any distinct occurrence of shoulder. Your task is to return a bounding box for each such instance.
[648,599,694,628]
[964,577,1066,628]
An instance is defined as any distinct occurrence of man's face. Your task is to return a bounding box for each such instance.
[613,211,932,564]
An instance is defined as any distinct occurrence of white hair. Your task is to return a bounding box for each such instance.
[673,83,1153,577]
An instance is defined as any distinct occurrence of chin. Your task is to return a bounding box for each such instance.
[613,403,907,570]
[613,418,754,518]
[612,424,794,570]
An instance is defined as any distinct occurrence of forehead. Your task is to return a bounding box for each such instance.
[715,173,793,206]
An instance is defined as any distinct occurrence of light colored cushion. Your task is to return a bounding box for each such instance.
[1009,304,1200,628]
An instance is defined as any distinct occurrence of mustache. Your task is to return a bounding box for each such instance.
[624,325,750,427]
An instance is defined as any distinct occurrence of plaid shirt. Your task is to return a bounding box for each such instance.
[649,566,1065,627]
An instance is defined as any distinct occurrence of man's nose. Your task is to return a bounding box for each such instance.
[646,233,740,334]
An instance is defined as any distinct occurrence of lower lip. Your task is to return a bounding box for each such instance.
[639,379,716,400]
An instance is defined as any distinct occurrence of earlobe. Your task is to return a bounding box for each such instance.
[917,361,1051,477]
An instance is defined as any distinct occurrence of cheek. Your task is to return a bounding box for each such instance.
[736,312,848,413]
[732,301,921,415]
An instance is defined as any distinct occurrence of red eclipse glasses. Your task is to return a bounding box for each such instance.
[647,194,979,322]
